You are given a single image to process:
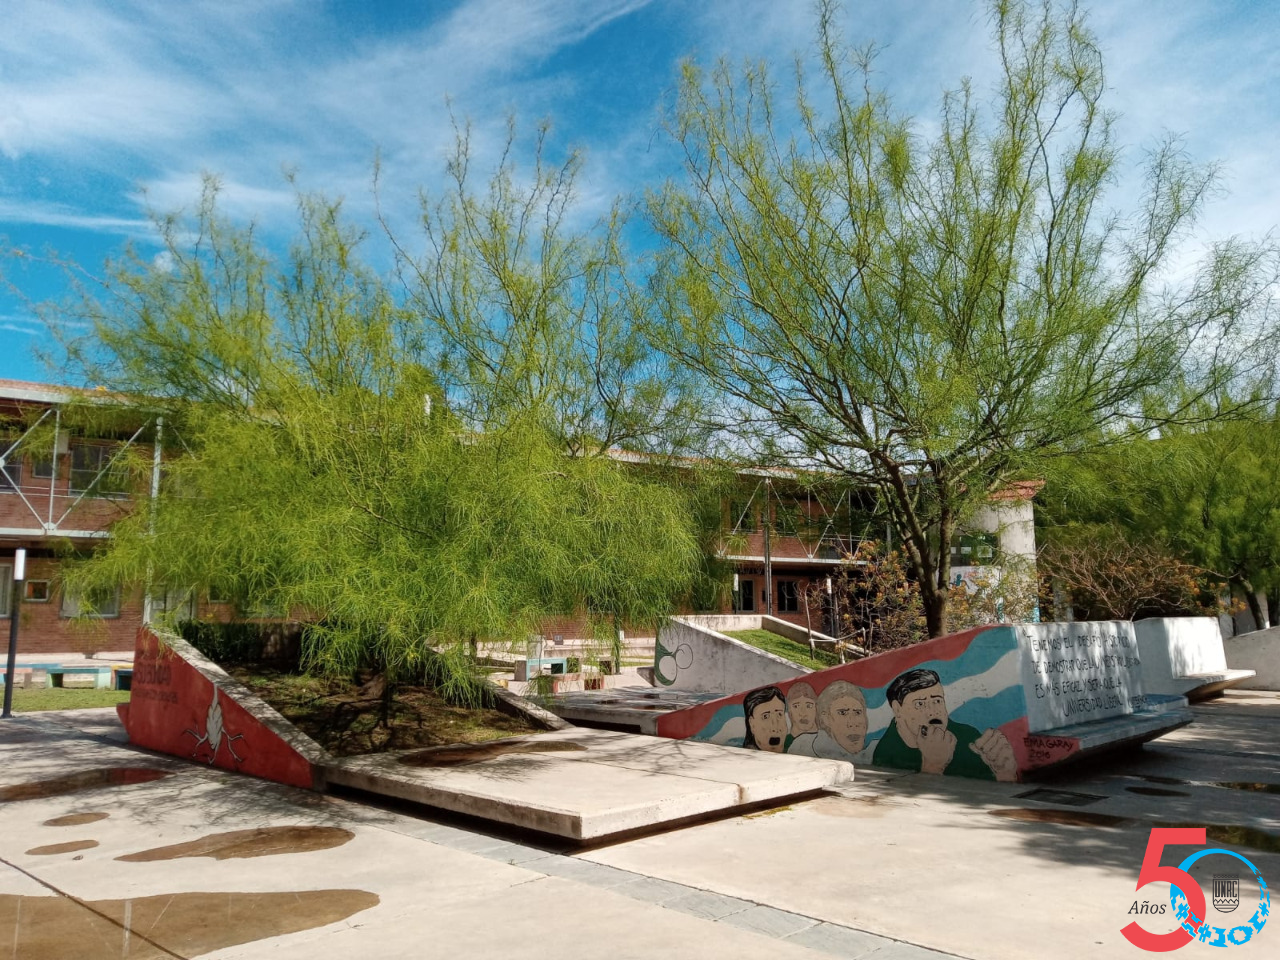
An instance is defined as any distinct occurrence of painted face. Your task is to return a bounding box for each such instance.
[786,691,819,735]
[824,694,867,754]
[748,697,789,752]
[891,684,949,749]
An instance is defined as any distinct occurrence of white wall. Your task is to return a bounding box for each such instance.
[655,616,806,693]
[1225,626,1280,690]
[968,499,1037,564]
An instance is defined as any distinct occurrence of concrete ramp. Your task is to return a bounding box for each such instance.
[656,622,1194,781]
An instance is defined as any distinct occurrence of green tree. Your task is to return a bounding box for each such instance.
[56,151,705,699]
[1041,412,1280,626]
[646,0,1278,637]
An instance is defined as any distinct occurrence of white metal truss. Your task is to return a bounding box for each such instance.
[0,405,156,540]
[724,479,875,562]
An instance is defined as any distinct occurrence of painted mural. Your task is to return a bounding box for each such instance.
[118,627,320,790]
[657,626,1040,781]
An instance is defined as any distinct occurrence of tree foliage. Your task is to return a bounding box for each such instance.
[57,138,708,700]
[1040,411,1280,625]
[647,0,1279,637]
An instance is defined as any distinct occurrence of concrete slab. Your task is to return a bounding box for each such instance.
[322,727,853,841]
[544,685,723,733]
[581,692,1280,960]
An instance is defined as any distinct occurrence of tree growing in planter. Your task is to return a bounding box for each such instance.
[54,135,706,706]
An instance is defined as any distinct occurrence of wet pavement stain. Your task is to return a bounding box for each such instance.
[0,889,380,959]
[992,809,1280,855]
[44,812,111,827]
[808,796,890,818]
[117,826,355,862]
[26,840,100,856]
[1125,786,1191,798]
[400,738,587,767]
[1135,774,1280,793]
[1170,823,1280,855]
[0,768,171,803]
[1216,781,1280,794]
[989,808,1132,828]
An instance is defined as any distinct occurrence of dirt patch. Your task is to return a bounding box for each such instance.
[226,666,540,757]
[0,889,379,959]
[0,768,171,803]
[117,826,354,862]
[26,840,99,856]
[44,812,111,827]
[400,738,586,767]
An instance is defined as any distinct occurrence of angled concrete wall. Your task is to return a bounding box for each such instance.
[653,616,807,693]
[118,626,329,789]
[1225,625,1280,689]
[658,621,1192,781]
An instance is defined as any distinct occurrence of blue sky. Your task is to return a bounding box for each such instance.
[2,0,1277,385]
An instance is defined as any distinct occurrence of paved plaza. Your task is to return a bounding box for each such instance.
[3,692,1279,959]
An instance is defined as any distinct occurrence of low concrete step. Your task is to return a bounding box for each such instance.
[322,727,852,842]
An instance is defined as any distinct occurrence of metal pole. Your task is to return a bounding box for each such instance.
[142,417,163,625]
[763,479,773,616]
[3,549,26,719]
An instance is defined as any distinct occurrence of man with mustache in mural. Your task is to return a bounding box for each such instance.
[741,685,789,753]
[872,668,1018,781]
[787,680,870,762]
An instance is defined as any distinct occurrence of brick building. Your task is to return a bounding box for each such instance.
[1,379,1039,656]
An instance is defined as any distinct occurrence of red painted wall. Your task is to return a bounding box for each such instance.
[118,627,319,790]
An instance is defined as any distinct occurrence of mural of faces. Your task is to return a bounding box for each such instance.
[816,681,868,755]
[743,686,789,752]
[890,681,949,749]
[785,682,819,735]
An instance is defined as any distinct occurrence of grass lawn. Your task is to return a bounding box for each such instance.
[8,687,132,712]
[226,666,541,757]
[723,629,840,671]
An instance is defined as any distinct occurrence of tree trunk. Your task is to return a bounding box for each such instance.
[1245,586,1266,634]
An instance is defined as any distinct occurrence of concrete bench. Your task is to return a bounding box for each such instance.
[1134,617,1256,701]
[657,620,1194,781]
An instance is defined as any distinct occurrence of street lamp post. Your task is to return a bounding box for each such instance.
[3,548,26,719]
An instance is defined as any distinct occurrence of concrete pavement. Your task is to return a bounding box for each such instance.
[4,691,1280,958]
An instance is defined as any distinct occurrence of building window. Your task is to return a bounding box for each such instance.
[61,583,121,618]
[0,450,20,491]
[777,579,800,613]
[950,532,998,563]
[0,563,10,617]
[729,499,757,533]
[152,585,196,621]
[69,442,129,497]
[736,578,756,612]
[31,454,55,480]
[25,580,51,602]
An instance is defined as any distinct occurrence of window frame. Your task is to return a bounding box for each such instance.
[777,579,800,613]
[68,440,130,498]
[60,582,122,619]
